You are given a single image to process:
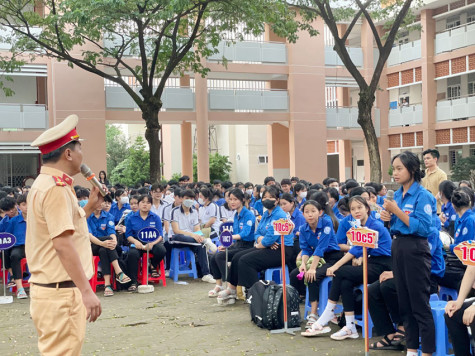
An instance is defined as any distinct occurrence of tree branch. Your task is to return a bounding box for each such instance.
[354,0,383,51]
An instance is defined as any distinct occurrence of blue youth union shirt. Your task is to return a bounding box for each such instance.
[428,228,445,278]
[291,208,306,233]
[125,211,163,239]
[451,209,475,253]
[299,214,340,258]
[257,206,294,247]
[348,215,392,258]
[87,211,116,238]
[5,214,26,246]
[441,201,457,230]
[390,182,433,238]
[233,207,256,242]
[110,203,131,224]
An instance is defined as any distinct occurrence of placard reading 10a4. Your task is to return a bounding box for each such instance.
[138,227,160,243]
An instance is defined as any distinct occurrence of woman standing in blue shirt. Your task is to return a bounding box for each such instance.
[381,151,435,356]
[208,189,255,297]
[289,200,342,329]
[303,196,392,339]
[125,194,166,292]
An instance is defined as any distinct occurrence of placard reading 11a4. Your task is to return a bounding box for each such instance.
[138,227,160,243]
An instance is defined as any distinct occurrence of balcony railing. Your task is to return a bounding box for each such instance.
[208,89,288,111]
[436,95,475,121]
[0,104,48,129]
[207,40,287,64]
[435,23,475,54]
[325,46,363,67]
[389,104,423,126]
[326,107,380,136]
[105,86,195,110]
[387,40,421,66]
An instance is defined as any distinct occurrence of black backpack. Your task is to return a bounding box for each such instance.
[248,280,301,330]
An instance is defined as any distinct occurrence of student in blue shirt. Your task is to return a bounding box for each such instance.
[289,200,343,329]
[294,183,308,211]
[381,151,435,356]
[4,194,28,299]
[325,187,344,221]
[125,194,166,292]
[208,189,255,298]
[303,196,392,340]
[439,188,475,293]
[109,189,131,224]
[439,180,457,237]
[87,201,131,296]
[218,186,294,303]
[253,185,266,217]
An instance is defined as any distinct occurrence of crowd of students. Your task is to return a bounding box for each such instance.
[1,148,475,355]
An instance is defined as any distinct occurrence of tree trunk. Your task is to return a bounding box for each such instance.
[142,101,162,183]
[357,91,382,183]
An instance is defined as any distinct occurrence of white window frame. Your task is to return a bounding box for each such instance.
[447,85,461,100]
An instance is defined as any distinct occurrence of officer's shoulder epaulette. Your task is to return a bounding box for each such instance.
[52,176,67,187]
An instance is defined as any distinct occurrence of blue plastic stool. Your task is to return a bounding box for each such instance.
[417,300,453,356]
[305,287,312,319]
[430,293,440,302]
[354,284,374,339]
[169,247,198,282]
[439,286,458,302]
[264,266,290,284]
[315,277,343,316]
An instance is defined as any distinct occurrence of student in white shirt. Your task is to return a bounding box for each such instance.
[198,188,221,238]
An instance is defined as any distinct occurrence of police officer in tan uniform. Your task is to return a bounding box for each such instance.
[26,114,102,356]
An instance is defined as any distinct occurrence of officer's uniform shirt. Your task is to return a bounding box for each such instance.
[25,166,93,283]
[441,201,457,231]
[290,207,306,232]
[219,205,235,222]
[232,207,256,242]
[389,182,434,238]
[151,200,169,221]
[110,202,131,224]
[199,202,221,232]
[348,215,392,258]
[428,228,445,278]
[299,214,340,258]
[5,213,26,246]
[451,209,475,253]
[170,206,199,237]
[87,210,116,238]
[257,205,294,247]
[125,211,163,239]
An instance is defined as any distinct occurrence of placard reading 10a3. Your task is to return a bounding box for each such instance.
[138,227,160,243]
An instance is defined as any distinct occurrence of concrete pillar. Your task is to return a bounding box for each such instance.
[194,73,210,182]
[268,124,290,180]
[339,140,352,181]
[287,16,327,182]
[421,10,437,149]
[180,122,193,178]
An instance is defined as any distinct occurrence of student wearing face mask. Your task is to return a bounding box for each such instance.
[76,188,90,209]
[217,186,294,303]
[110,189,131,225]
[294,183,307,210]
[244,182,254,206]
[198,187,220,238]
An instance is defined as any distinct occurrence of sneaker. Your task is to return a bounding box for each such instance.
[16,288,28,299]
[165,270,170,278]
[203,238,218,254]
[330,326,359,340]
[201,274,216,284]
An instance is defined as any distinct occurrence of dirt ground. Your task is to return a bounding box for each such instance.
[0,278,405,356]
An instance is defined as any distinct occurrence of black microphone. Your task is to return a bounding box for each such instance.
[384,189,395,229]
[80,164,108,197]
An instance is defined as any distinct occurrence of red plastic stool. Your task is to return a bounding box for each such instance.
[138,254,166,287]
[89,256,116,293]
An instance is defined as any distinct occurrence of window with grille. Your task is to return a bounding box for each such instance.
[449,150,461,169]
[446,16,461,29]
[468,11,475,24]
[257,155,268,164]
[470,148,475,156]
[469,82,475,96]
[447,85,461,100]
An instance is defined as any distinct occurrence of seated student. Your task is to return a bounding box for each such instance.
[208,189,255,297]
[125,194,166,292]
[110,189,131,224]
[309,191,339,234]
[289,200,343,328]
[302,196,392,339]
[253,185,265,216]
[281,179,292,195]
[0,196,19,232]
[76,188,90,209]
[150,183,169,221]
[337,197,350,218]
[439,188,475,292]
[217,186,294,303]
[162,188,183,272]
[280,193,306,271]
[198,187,221,239]
[324,187,344,220]
[294,183,307,210]
[219,190,235,223]
[4,194,28,299]
[244,182,254,206]
[365,186,382,215]
[445,265,475,356]
[368,227,445,350]
[87,200,131,296]
[439,180,457,237]
[169,189,217,283]
[244,192,259,217]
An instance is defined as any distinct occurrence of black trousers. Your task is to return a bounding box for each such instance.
[289,250,345,300]
[91,243,119,276]
[328,256,392,312]
[392,235,435,353]
[445,301,475,356]
[127,243,166,284]
[439,267,465,292]
[210,240,254,281]
[3,245,25,280]
[236,245,294,289]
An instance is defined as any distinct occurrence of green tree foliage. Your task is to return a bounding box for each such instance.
[0,0,309,183]
[110,136,150,186]
[450,156,475,182]
[193,153,232,182]
[106,124,129,175]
